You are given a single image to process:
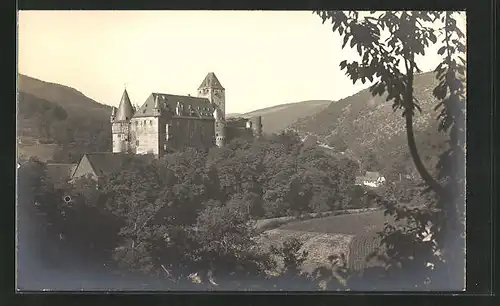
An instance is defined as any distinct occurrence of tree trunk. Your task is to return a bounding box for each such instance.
[404,111,444,197]
[403,55,445,198]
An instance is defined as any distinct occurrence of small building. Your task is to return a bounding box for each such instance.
[355,171,386,188]
[70,152,130,185]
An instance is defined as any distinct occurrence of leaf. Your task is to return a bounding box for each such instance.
[429,32,437,44]
[433,84,448,100]
[437,46,446,56]
[332,22,340,33]
[342,36,349,48]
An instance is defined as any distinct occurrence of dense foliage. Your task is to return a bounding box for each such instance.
[18,91,112,163]
[18,132,370,289]
[17,11,465,290]
[316,10,466,289]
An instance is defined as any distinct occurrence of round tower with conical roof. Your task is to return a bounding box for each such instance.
[111,89,135,153]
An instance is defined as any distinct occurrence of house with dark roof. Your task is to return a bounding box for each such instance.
[70,152,130,184]
[109,72,263,158]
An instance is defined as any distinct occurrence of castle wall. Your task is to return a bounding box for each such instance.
[249,116,263,138]
[225,118,254,143]
[168,117,215,150]
[131,117,160,155]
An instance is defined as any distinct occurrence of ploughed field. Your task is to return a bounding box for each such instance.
[278,210,392,235]
[256,210,402,274]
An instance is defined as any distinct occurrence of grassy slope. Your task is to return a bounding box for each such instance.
[228,100,332,134]
[289,72,448,176]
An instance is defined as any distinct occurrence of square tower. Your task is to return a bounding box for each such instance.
[197,72,225,119]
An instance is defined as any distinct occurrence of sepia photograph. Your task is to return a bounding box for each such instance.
[16,10,466,291]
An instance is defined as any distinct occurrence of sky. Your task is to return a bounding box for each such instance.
[17,11,466,114]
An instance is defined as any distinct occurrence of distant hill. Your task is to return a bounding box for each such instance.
[229,100,332,134]
[289,72,449,179]
[17,74,112,163]
[18,74,111,120]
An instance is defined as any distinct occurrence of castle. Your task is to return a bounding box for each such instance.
[110,72,262,157]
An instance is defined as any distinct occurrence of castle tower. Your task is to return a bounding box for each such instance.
[197,72,225,119]
[111,89,135,153]
[249,116,263,138]
[213,107,226,147]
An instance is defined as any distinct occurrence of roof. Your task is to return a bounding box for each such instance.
[364,171,382,181]
[198,72,225,90]
[83,152,129,177]
[355,177,364,185]
[133,93,215,119]
[115,89,135,121]
[45,163,77,183]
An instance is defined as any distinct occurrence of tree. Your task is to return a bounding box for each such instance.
[316,11,466,288]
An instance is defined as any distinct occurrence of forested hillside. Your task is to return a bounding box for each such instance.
[17,74,112,163]
[289,72,448,180]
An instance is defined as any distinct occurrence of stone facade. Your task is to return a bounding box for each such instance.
[110,72,262,157]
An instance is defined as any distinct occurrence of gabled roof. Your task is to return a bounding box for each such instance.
[83,152,129,177]
[133,93,215,119]
[45,163,77,183]
[198,72,225,90]
[115,89,135,121]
